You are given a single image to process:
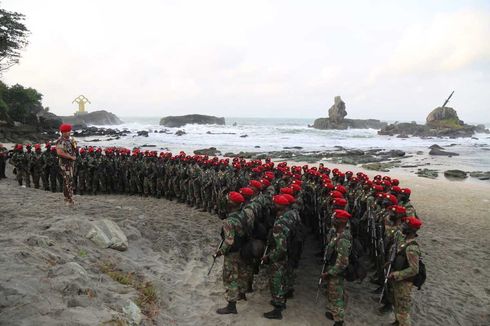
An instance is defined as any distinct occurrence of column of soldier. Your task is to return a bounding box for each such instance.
[3,142,424,326]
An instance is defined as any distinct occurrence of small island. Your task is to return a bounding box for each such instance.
[312,96,387,130]
[160,114,225,128]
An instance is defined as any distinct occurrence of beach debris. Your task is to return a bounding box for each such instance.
[86,219,128,251]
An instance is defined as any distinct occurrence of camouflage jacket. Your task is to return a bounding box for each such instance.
[326,228,352,276]
[392,240,421,281]
[219,210,247,255]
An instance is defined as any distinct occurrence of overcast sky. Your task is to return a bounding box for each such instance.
[2,0,490,122]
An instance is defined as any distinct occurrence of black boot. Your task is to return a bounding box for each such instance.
[285,289,294,299]
[263,306,283,320]
[216,301,237,314]
[390,321,399,325]
[377,303,393,315]
[325,311,334,320]
[333,322,344,326]
[238,293,247,301]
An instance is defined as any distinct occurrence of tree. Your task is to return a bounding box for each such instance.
[1,83,43,124]
[0,6,30,74]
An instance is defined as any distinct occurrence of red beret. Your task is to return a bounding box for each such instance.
[390,205,407,215]
[373,185,384,193]
[332,198,347,207]
[401,188,411,195]
[261,179,271,187]
[280,187,293,195]
[330,190,344,199]
[249,180,263,190]
[282,194,296,204]
[404,216,422,229]
[273,195,290,206]
[334,185,347,194]
[392,179,400,186]
[34,144,41,150]
[334,209,351,220]
[385,194,398,205]
[391,186,401,193]
[59,123,72,133]
[291,184,301,193]
[239,187,254,197]
[228,191,245,204]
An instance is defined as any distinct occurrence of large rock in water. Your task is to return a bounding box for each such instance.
[426,107,463,128]
[328,96,347,123]
[86,219,128,251]
[160,114,225,128]
[62,110,123,126]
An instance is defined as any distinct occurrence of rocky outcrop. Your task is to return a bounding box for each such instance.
[312,96,387,130]
[62,110,123,126]
[194,147,221,156]
[86,219,128,251]
[426,107,462,128]
[444,169,467,179]
[159,114,225,128]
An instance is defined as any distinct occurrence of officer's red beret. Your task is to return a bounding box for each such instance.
[390,205,406,215]
[334,185,347,194]
[385,194,398,205]
[59,123,72,133]
[401,188,411,195]
[332,198,347,207]
[282,194,296,204]
[291,184,301,193]
[239,187,254,197]
[249,180,263,190]
[404,216,422,229]
[280,187,293,195]
[228,191,245,204]
[392,179,400,186]
[330,190,344,198]
[261,179,271,187]
[273,195,290,206]
[334,209,351,220]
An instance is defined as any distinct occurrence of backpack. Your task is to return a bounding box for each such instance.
[393,241,426,289]
[344,238,368,282]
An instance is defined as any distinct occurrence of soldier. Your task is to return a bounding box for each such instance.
[9,144,28,187]
[30,144,43,189]
[321,209,352,326]
[76,148,88,195]
[215,191,248,315]
[389,216,422,326]
[0,143,8,179]
[49,146,60,192]
[55,123,77,205]
[398,188,417,217]
[24,144,32,187]
[261,194,292,320]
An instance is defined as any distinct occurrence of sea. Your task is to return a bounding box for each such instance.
[79,117,490,173]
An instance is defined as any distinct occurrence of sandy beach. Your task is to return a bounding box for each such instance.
[0,161,489,326]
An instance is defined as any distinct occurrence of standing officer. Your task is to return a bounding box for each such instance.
[55,123,76,205]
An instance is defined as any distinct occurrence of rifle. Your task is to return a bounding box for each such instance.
[379,237,398,303]
[260,245,269,265]
[207,239,224,276]
[315,245,334,303]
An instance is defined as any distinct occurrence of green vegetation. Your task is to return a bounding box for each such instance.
[0,6,30,74]
[0,81,45,125]
[428,118,463,129]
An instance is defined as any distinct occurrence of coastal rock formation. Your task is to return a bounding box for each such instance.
[379,106,489,138]
[312,96,387,130]
[444,169,467,179]
[194,147,221,156]
[86,219,128,251]
[62,110,123,127]
[160,114,225,128]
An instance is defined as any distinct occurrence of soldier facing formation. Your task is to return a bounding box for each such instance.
[2,143,425,326]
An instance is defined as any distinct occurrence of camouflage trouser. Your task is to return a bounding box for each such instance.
[143,177,155,196]
[193,184,202,207]
[15,168,27,186]
[78,172,87,195]
[32,170,41,189]
[60,162,74,203]
[268,261,287,308]
[156,177,165,197]
[42,168,50,190]
[240,259,255,292]
[393,280,413,326]
[223,252,244,302]
[285,263,296,294]
[25,171,31,187]
[326,274,347,322]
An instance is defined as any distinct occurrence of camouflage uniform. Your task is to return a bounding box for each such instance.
[9,150,28,186]
[218,210,248,302]
[30,150,43,189]
[0,145,7,178]
[391,240,421,326]
[325,228,352,323]
[56,136,76,203]
[40,148,51,190]
[267,213,291,308]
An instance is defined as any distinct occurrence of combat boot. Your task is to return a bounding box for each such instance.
[237,293,247,301]
[377,303,393,315]
[325,311,334,320]
[216,301,237,314]
[333,322,344,326]
[285,289,294,299]
[263,306,283,320]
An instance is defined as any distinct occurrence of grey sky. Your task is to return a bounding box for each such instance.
[2,0,490,122]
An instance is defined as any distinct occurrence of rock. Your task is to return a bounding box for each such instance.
[36,109,63,130]
[193,147,221,156]
[475,124,490,133]
[426,107,462,128]
[136,130,149,137]
[378,121,477,138]
[122,300,142,326]
[48,262,91,295]
[416,168,438,179]
[159,114,225,128]
[86,219,128,251]
[397,134,409,138]
[283,146,303,150]
[361,162,394,172]
[232,122,237,126]
[429,144,445,150]
[469,171,490,180]
[25,235,55,247]
[444,169,468,179]
[62,110,123,126]
[429,148,459,156]
[175,130,186,136]
[240,134,248,138]
[328,96,347,123]
[381,150,405,157]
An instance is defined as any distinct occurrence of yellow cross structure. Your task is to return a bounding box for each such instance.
[72,95,91,115]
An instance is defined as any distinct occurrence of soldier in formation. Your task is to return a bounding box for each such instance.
[5,142,425,325]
